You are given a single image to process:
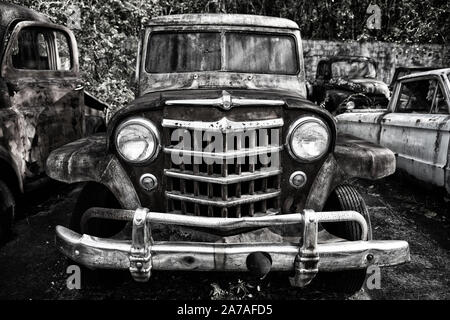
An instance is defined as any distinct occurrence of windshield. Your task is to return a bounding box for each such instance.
[145,31,298,75]
[331,60,376,79]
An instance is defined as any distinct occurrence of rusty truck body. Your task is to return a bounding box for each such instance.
[46,14,409,293]
[338,68,450,194]
[0,3,104,240]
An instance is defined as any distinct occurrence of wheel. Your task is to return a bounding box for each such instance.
[70,183,126,237]
[317,184,373,295]
[0,180,15,242]
[68,182,128,286]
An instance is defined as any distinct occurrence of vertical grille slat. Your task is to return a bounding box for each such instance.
[274,175,281,210]
[163,117,283,218]
[180,161,187,215]
[248,130,256,217]
[235,135,242,218]
[207,164,214,217]
[221,137,229,218]
[207,134,214,217]
[193,130,201,216]
[260,129,268,214]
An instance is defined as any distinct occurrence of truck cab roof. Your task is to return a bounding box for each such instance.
[397,68,450,81]
[147,14,299,30]
[0,2,50,57]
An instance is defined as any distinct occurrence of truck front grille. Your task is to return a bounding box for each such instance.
[163,117,283,217]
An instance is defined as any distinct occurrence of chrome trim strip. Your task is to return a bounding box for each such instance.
[162,117,284,133]
[164,168,281,184]
[163,145,282,159]
[165,190,281,207]
[165,91,285,110]
[148,210,301,229]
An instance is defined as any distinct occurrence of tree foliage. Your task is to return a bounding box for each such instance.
[8,0,449,110]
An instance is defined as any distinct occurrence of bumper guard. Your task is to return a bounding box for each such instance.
[55,208,410,287]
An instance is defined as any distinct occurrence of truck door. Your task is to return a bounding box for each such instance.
[1,21,84,182]
[379,76,450,187]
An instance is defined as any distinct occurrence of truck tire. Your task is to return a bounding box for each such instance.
[317,184,372,295]
[68,182,127,286]
[71,182,125,237]
[0,180,15,242]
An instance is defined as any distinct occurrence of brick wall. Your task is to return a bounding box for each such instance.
[302,40,449,84]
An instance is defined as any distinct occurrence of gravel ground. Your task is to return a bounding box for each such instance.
[0,173,448,300]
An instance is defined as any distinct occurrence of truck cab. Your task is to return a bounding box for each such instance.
[0,3,104,241]
[46,14,409,294]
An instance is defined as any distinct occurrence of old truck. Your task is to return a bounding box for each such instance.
[310,56,390,114]
[0,3,105,240]
[46,14,409,294]
[338,68,450,194]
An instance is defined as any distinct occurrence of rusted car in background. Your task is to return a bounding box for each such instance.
[47,14,409,294]
[310,56,390,114]
[338,68,450,194]
[0,3,105,240]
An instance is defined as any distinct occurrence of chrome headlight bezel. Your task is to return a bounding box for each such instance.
[286,116,331,162]
[114,117,161,164]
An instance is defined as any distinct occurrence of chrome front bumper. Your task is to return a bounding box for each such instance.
[55,208,410,287]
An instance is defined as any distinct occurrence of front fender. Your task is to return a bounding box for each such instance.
[334,134,396,180]
[305,134,395,211]
[45,134,140,209]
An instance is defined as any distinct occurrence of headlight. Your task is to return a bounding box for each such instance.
[346,101,356,110]
[287,117,330,162]
[115,118,160,163]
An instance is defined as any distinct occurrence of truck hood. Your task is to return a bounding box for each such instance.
[329,78,390,98]
[107,89,335,132]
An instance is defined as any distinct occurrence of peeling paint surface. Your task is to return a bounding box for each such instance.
[1,80,84,184]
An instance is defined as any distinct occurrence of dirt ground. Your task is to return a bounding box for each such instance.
[0,173,448,300]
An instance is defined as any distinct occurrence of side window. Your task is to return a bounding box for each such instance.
[316,62,326,79]
[316,62,330,80]
[55,32,71,70]
[395,79,436,113]
[432,83,449,114]
[10,27,72,71]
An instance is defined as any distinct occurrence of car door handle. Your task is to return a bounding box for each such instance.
[74,85,84,91]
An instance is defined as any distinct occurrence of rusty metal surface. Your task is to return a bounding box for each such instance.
[334,133,396,179]
[45,135,140,209]
[381,113,450,187]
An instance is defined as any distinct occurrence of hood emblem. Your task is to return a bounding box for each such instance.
[221,91,232,110]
